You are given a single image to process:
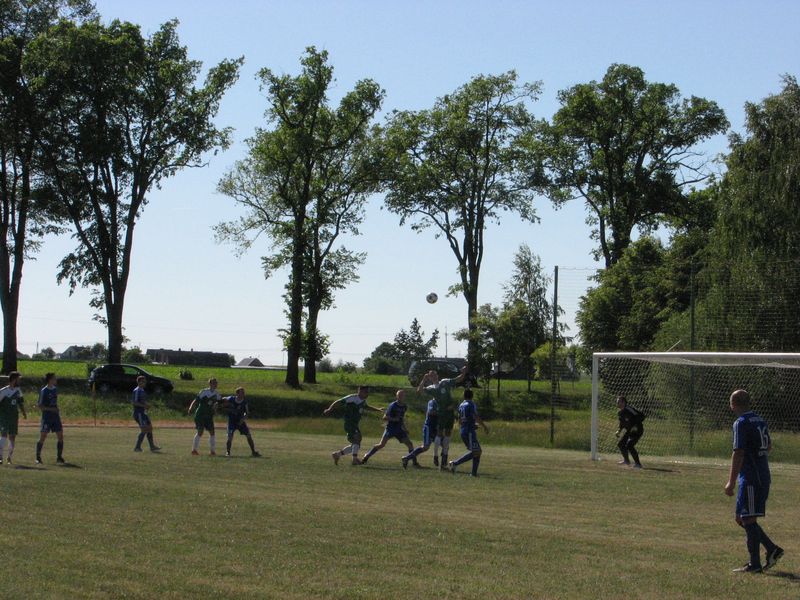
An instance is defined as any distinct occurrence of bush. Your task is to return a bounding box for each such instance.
[179,369,194,381]
[317,357,335,373]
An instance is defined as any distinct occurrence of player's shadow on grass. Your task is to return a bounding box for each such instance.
[768,570,800,583]
[222,455,269,460]
[642,466,677,473]
[58,462,83,469]
[12,464,46,471]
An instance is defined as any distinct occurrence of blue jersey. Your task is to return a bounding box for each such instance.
[424,399,439,428]
[226,396,248,422]
[132,387,147,414]
[458,399,479,432]
[38,386,58,411]
[385,400,407,433]
[733,411,771,487]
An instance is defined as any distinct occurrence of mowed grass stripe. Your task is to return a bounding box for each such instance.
[1,429,798,599]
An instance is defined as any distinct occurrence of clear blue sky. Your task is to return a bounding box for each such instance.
[19,0,800,365]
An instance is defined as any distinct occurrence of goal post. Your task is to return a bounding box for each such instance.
[591,352,800,461]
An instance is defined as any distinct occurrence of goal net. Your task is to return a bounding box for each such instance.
[591,352,800,460]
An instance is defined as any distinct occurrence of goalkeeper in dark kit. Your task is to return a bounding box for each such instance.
[615,396,645,468]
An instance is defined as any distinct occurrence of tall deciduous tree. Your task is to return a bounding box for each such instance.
[538,63,728,268]
[0,0,93,373]
[502,244,552,390]
[216,47,383,387]
[381,72,543,365]
[27,19,241,363]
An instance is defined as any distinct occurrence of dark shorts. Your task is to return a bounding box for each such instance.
[195,415,214,434]
[422,423,437,446]
[228,419,250,436]
[0,416,18,436]
[134,411,151,429]
[41,415,63,434]
[383,427,410,443]
[437,418,454,437]
[618,427,643,448]
[460,429,481,452]
[345,424,361,444]
[737,480,769,518]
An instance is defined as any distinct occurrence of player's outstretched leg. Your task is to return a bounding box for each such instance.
[246,433,260,457]
[433,435,441,467]
[361,436,387,464]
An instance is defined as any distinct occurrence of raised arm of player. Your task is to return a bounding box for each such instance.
[453,365,469,385]
[187,397,198,415]
[416,372,431,394]
[323,397,344,415]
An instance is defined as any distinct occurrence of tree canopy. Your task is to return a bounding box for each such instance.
[27,18,241,362]
[538,63,728,268]
[381,71,544,364]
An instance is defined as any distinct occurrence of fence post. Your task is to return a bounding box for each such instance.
[689,259,696,448]
[550,265,559,446]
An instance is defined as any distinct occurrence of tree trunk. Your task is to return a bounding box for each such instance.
[106,301,124,364]
[285,220,305,388]
[303,296,322,384]
[2,299,19,374]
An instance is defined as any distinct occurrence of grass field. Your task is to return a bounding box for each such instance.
[2,426,799,599]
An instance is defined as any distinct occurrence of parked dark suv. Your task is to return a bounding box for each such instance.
[88,364,174,395]
[408,358,477,387]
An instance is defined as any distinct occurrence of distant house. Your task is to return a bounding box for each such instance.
[236,357,265,368]
[146,348,231,368]
[58,345,91,360]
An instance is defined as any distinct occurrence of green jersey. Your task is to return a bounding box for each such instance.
[342,394,367,430]
[0,385,23,422]
[194,388,219,420]
[423,379,457,427]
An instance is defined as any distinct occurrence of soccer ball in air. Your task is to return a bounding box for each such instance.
[426,292,438,304]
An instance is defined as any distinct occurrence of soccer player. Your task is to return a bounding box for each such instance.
[615,396,645,468]
[448,388,489,476]
[417,366,468,469]
[132,375,160,452]
[36,373,64,464]
[361,389,417,466]
[724,389,784,573]
[0,371,26,465]
[221,387,260,457]
[188,377,220,455]
[324,385,382,465]
[401,391,439,468]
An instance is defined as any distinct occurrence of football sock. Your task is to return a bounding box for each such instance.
[209,435,216,453]
[146,432,155,449]
[0,437,6,460]
[744,522,762,567]
[7,439,13,459]
[36,441,43,459]
[454,451,473,466]
[441,452,448,466]
[226,438,232,454]
[441,436,450,453]
[472,455,481,476]
[629,445,640,465]
[247,436,256,453]
[433,436,441,458]
[363,447,378,460]
[57,441,63,459]
[135,432,145,449]
[755,524,777,553]
[192,434,201,452]
[405,447,424,460]
[339,445,353,456]
[351,443,360,456]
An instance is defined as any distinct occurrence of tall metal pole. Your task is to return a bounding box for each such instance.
[550,266,559,446]
[689,259,696,449]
